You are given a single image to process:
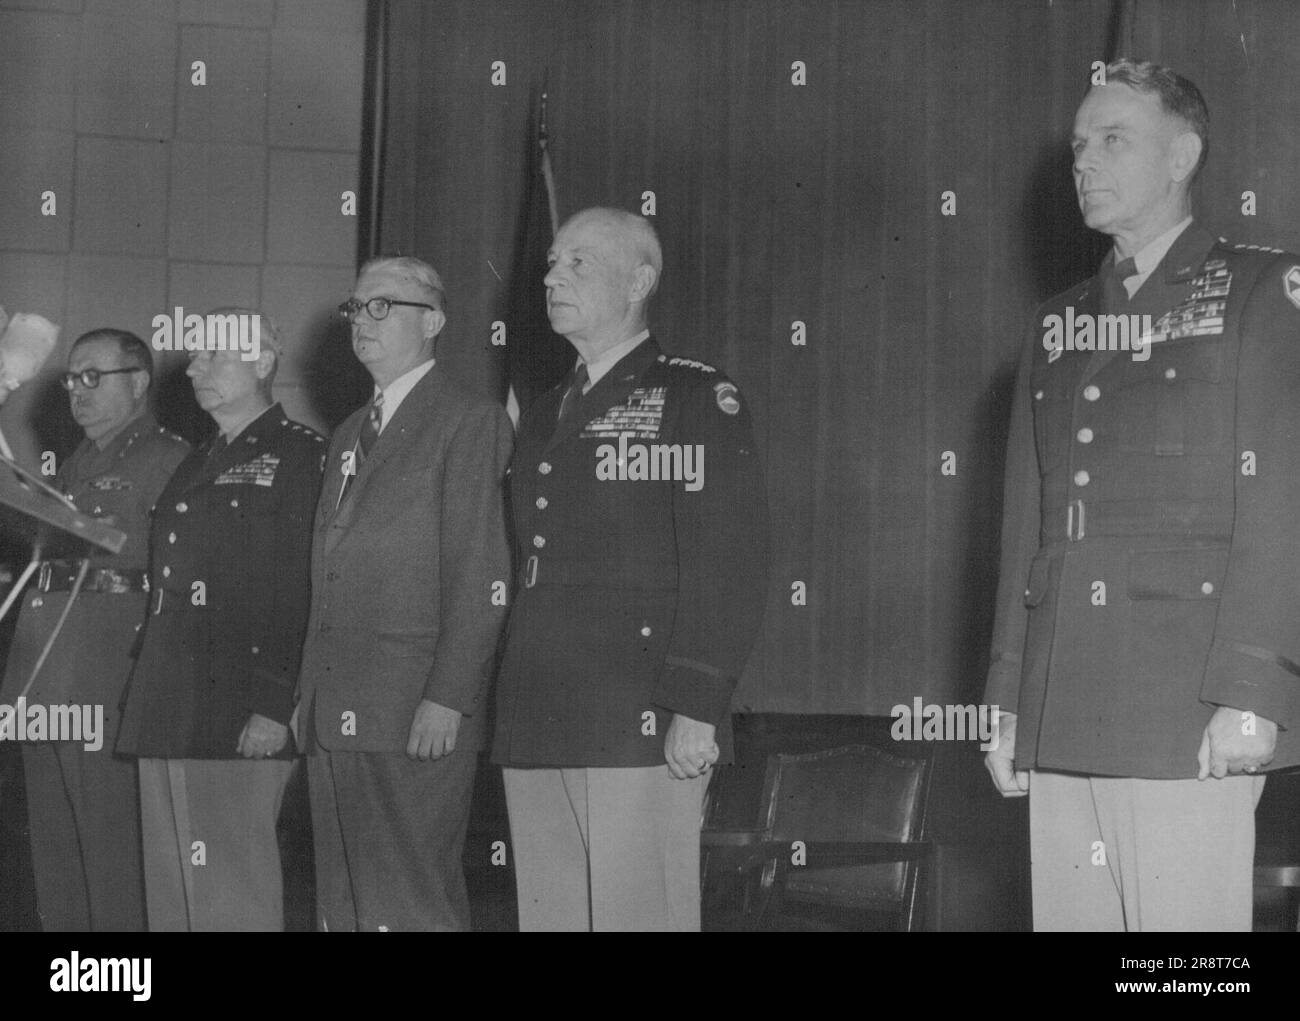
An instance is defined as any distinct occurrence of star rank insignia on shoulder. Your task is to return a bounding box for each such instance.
[659,354,718,374]
[1225,240,1285,254]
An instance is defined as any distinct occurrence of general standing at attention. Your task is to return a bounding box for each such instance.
[116,312,324,931]
[493,207,770,931]
[0,329,188,931]
[984,59,1300,930]
[296,256,512,932]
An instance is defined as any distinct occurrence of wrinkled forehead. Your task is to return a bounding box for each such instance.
[69,337,124,369]
[1074,82,1169,135]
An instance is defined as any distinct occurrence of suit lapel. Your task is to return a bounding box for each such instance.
[327,366,443,529]
[544,337,662,453]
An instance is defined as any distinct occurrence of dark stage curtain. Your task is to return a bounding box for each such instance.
[373,0,1300,715]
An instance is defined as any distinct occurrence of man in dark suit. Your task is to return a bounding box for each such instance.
[116,312,324,930]
[0,329,188,931]
[985,59,1300,930]
[296,256,512,932]
[493,208,770,931]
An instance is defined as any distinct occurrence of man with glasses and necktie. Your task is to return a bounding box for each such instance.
[985,59,1300,931]
[116,309,324,930]
[0,328,188,931]
[295,256,512,931]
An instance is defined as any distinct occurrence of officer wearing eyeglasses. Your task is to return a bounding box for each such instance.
[295,256,512,931]
[0,328,188,932]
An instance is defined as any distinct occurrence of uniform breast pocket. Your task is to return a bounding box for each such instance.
[1118,337,1229,456]
[1127,546,1228,600]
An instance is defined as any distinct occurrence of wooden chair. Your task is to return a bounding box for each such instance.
[701,742,934,931]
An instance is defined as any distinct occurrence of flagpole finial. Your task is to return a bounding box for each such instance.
[539,75,550,144]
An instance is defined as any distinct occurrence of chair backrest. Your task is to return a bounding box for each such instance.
[764,743,928,845]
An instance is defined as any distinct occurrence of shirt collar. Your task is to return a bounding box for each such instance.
[373,358,436,429]
[1124,216,1194,279]
[89,407,152,453]
[582,330,650,389]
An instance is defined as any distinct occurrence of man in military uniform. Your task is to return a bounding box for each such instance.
[493,207,770,931]
[0,328,188,931]
[985,59,1300,930]
[116,311,323,931]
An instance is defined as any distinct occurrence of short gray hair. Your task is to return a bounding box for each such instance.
[565,207,663,297]
[358,255,447,312]
[1101,58,1210,176]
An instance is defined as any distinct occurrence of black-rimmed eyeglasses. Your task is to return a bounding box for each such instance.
[337,297,438,322]
[60,367,144,391]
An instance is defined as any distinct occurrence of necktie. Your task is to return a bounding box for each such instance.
[359,391,384,458]
[556,363,589,427]
[1103,255,1139,310]
[339,392,383,507]
[208,434,227,459]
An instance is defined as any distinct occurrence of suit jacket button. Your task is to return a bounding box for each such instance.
[168,532,177,543]
[1034,390,1044,401]
[31,597,43,608]
[538,462,552,475]
[536,496,548,509]
[1083,385,1101,401]
[1201,581,1214,595]
[162,566,171,578]
[533,535,545,548]
[1073,470,1090,486]
[640,626,652,637]
[1165,367,1177,380]
[177,502,188,512]
[1077,428,1094,444]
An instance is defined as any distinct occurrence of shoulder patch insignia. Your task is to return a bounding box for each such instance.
[714,381,740,415]
[1285,266,1300,311]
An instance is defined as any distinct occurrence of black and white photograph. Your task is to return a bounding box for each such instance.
[0,0,1297,993]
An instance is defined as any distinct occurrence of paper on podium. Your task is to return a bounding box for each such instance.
[0,311,59,389]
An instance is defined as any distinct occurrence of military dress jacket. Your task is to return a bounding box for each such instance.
[492,336,771,768]
[985,222,1300,778]
[0,412,188,719]
[295,365,513,755]
[116,404,324,760]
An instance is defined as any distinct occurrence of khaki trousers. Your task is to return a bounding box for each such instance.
[138,757,294,932]
[23,736,145,931]
[1029,770,1265,932]
[503,764,709,932]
